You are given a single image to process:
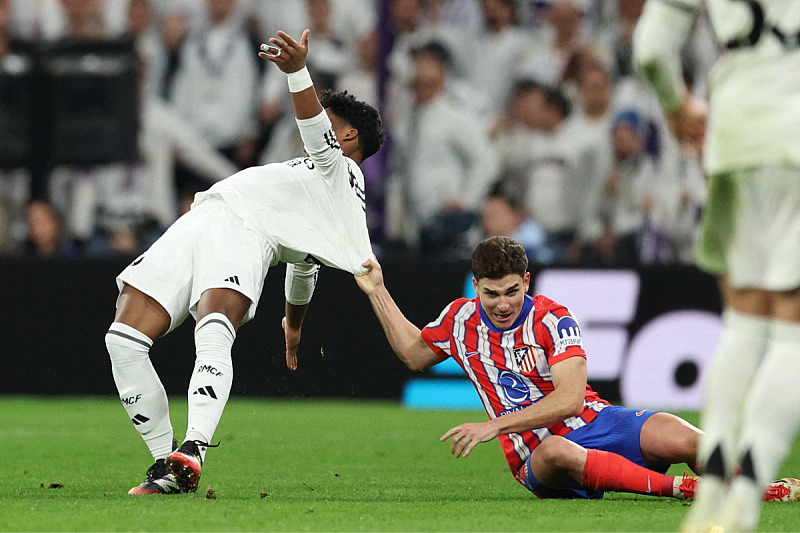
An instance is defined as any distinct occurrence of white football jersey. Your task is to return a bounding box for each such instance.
[702,0,800,174]
[193,110,372,275]
[636,0,800,174]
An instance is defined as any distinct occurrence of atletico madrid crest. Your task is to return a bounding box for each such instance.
[513,347,536,373]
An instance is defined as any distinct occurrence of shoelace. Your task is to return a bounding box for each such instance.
[146,459,169,479]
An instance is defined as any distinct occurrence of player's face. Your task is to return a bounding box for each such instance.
[474,272,530,329]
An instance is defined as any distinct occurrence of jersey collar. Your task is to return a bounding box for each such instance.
[477,294,534,333]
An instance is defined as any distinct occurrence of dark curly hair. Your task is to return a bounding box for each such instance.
[320,89,385,161]
[471,236,529,281]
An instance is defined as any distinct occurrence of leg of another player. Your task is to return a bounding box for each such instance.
[715,287,800,531]
[683,281,772,532]
[106,284,175,460]
[528,436,690,499]
[183,288,249,455]
[166,287,249,492]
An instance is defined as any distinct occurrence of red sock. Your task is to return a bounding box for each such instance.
[581,449,675,497]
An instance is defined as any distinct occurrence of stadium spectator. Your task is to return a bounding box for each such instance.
[354,236,800,502]
[36,0,125,41]
[480,180,553,264]
[576,109,658,266]
[518,0,588,87]
[46,43,237,252]
[168,0,261,170]
[466,0,536,115]
[107,29,384,495]
[638,145,705,265]
[125,0,168,98]
[635,1,800,530]
[515,85,585,261]
[335,28,379,107]
[384,0,472,122]
[22,199,76,257]
[490,79,546,174]
[385,45,497,256]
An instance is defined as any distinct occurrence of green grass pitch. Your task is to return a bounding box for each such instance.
[1,397,799,532]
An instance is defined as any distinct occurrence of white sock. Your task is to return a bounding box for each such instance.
[106,322,174,460]
[185,313,235,461]
[711,319,800,532]
[698,310,770,474]
[737,319,800,486]
[683,310,770,530]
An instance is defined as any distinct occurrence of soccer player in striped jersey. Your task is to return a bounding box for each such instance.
[634,1,800,530]
[356,236,799,503]
[106,29,384,495]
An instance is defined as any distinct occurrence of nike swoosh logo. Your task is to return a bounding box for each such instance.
[465,351,480,359]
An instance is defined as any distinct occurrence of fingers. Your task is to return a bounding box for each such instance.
[442,426,467,458]
[282,316,298,370]
[277,30,308,49]
[440,427,458,442]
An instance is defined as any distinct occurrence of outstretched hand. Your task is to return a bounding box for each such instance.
[440,421,500,458]
[282,316,300,371]
[354,256,384,296]
[258,29,310,74]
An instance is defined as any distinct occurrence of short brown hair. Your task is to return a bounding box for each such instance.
[471,236,528,281]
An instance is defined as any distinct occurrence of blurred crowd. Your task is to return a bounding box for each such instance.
[0,0,713,265]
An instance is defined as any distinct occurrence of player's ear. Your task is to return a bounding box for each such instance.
[341,127,358,142]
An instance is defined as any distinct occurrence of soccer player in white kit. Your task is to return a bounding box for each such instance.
[105,29,384,495]
[634,1,800,530]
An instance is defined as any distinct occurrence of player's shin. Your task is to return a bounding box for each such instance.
[718,319,800,531]
[582,449,693,499]
[185,313,235,460]
[106,322,174,460]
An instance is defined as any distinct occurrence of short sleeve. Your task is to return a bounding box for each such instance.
[420,301,457,359]
[540,306,586,366]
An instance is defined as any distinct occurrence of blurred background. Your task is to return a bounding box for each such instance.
[0,0,720,410]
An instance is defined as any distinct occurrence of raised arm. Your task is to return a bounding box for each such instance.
[633,0,706,148]
[355,257,443,371]
[259,29,322,120]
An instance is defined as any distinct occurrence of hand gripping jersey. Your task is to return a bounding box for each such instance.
[192,110,372,275]
[421,294,610,476]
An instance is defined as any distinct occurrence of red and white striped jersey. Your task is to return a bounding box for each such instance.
[420,293,610,475]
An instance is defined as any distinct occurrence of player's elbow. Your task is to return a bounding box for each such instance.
[561,397,585,419]
[403,356,429,372]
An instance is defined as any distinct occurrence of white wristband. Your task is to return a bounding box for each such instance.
[287,66,313,93]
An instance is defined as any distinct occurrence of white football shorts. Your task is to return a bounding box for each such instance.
[116,197,277,333]
[696,166,800,291]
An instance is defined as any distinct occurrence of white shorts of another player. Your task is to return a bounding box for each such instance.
[116,197,278,333]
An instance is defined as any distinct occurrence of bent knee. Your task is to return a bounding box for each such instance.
[533,436,580,469]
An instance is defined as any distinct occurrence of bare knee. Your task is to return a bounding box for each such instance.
[114,284,170,341]
[641,412,701,467]
[196,288,249,329]
[530,436,587,486]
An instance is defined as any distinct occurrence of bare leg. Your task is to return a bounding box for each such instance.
[640,412,701,473]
